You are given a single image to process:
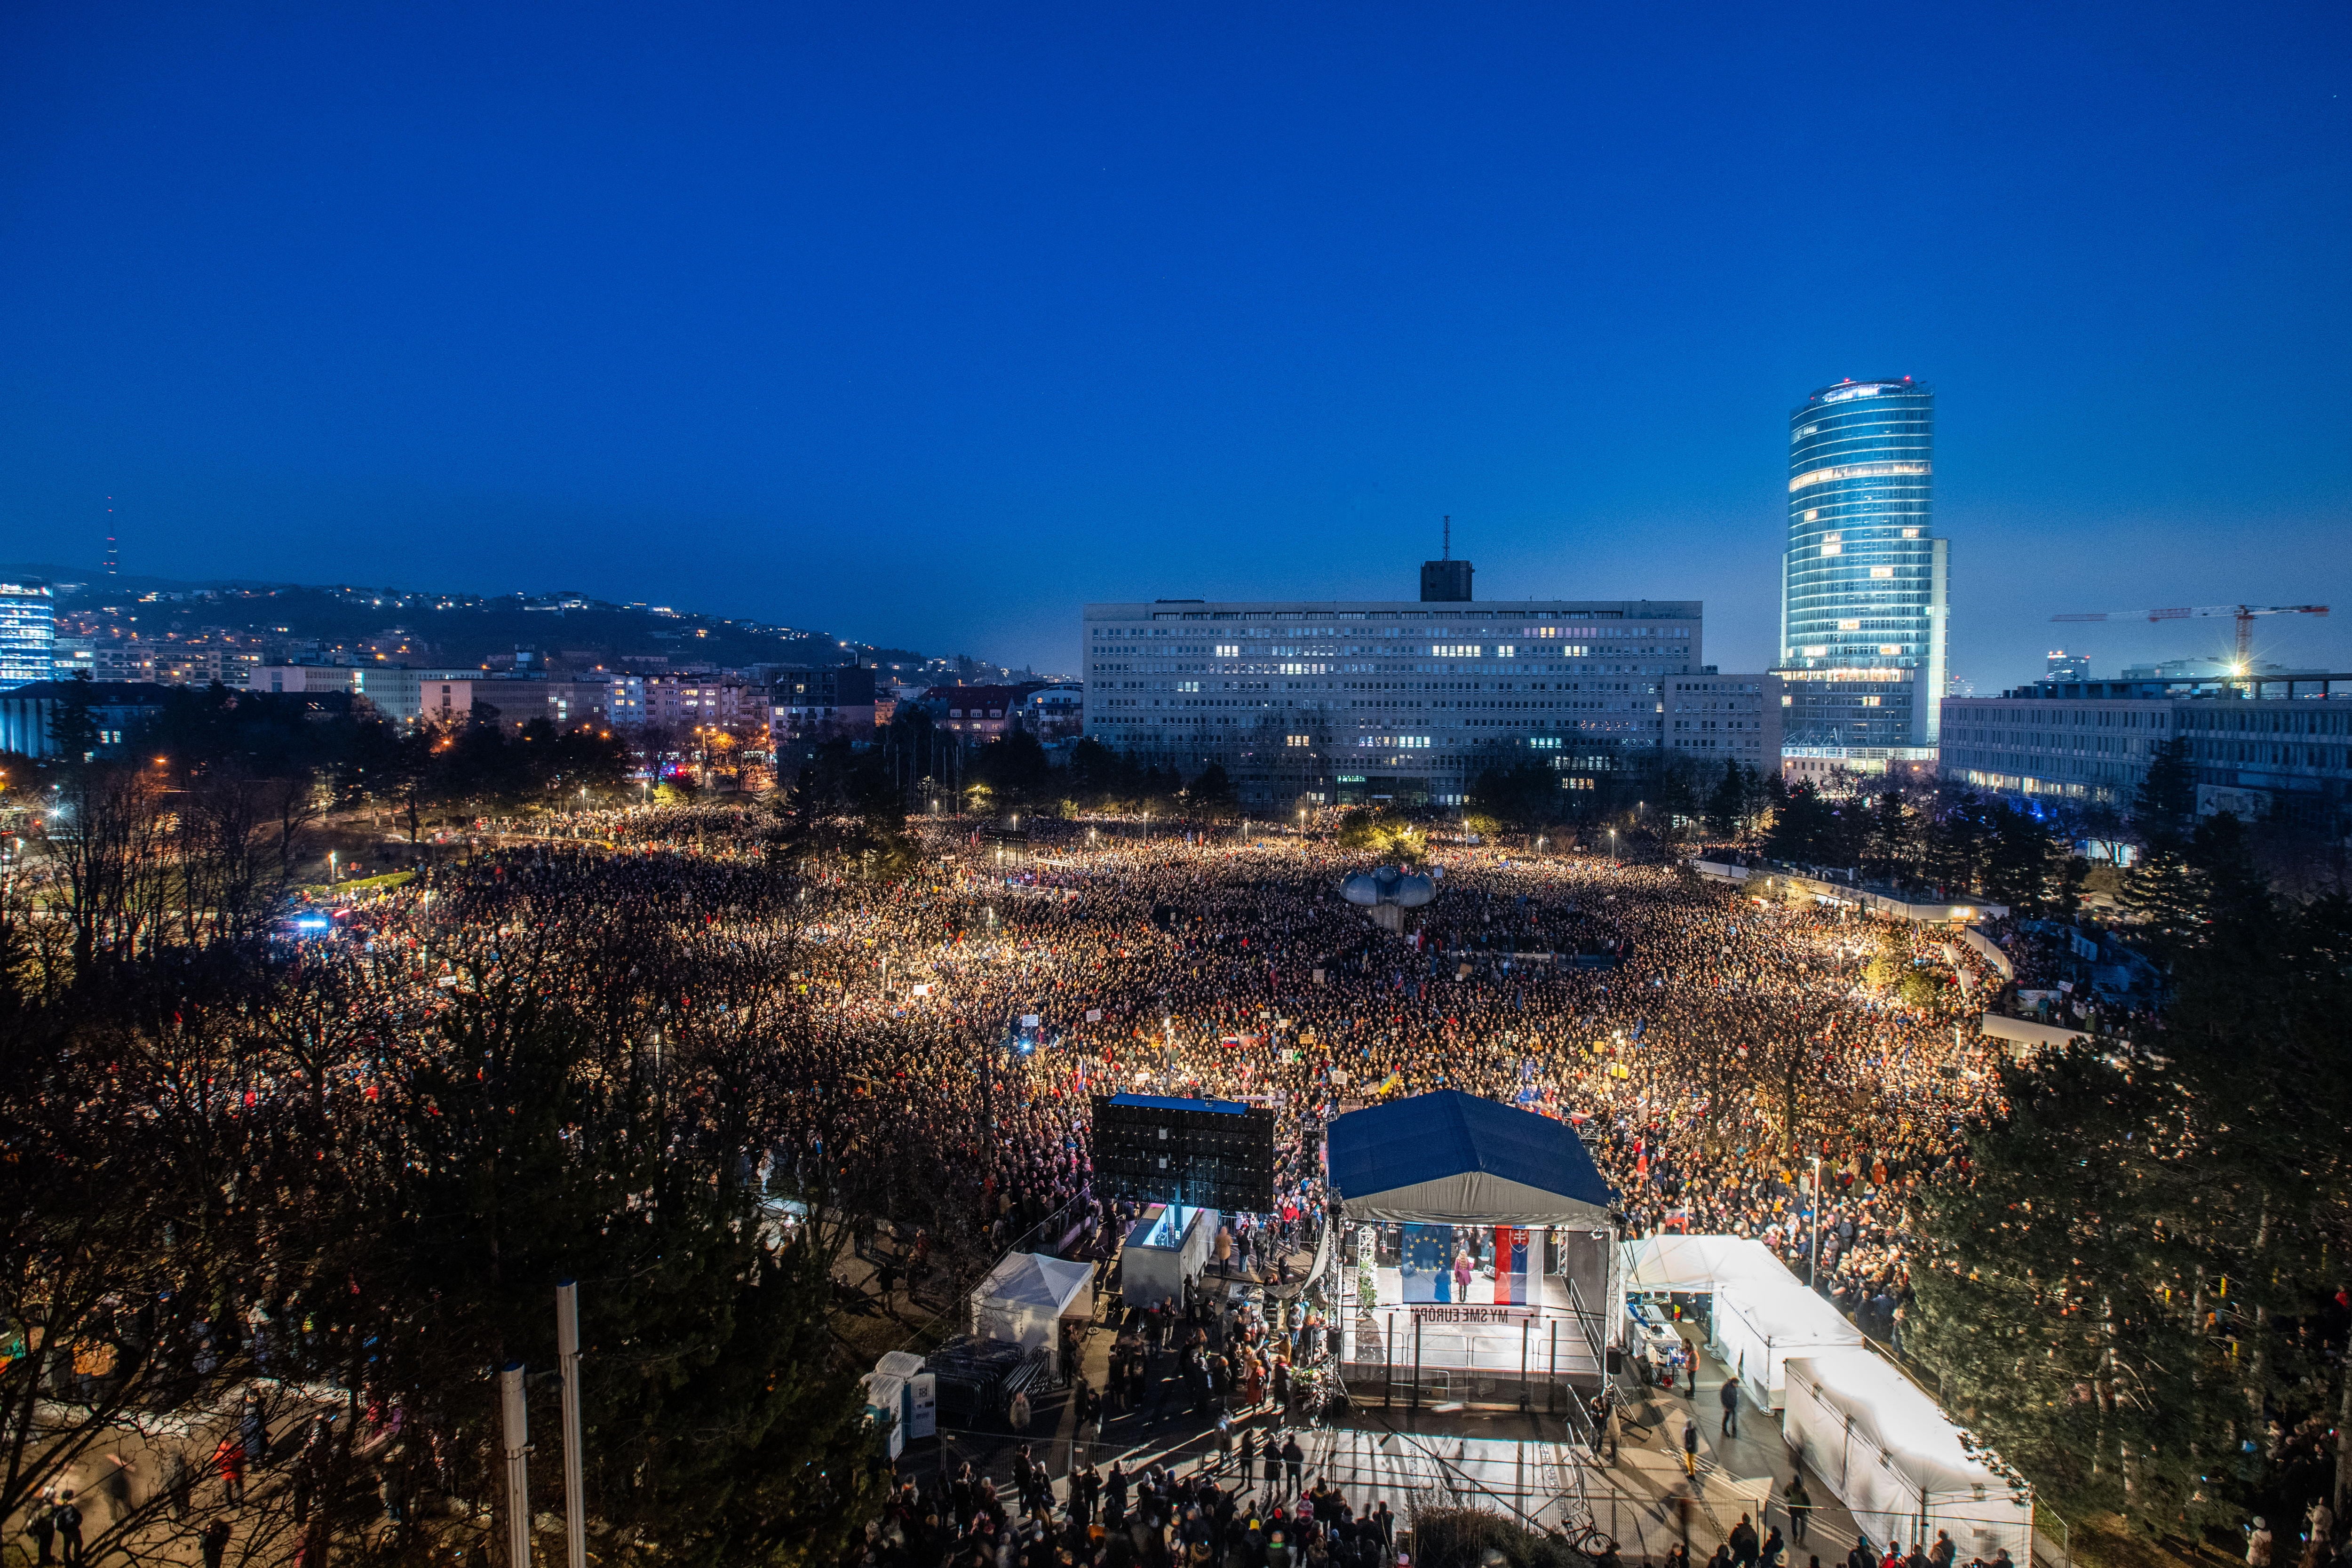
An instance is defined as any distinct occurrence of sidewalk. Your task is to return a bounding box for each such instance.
[1591,1324,1864,1565]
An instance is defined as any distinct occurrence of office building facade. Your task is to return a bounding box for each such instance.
[1940,670,2352,832]
[2045,651,2090,682]
[770,665,879,741]
[1083,596,1702,806]
[1776,379,1949,771]
[0,583,56,692]
[1665,673,1784,772]
[0,681,173,759]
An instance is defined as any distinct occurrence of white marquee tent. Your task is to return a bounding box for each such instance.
[1783,1350,2033,1567]
[1620,1236,1862,1407]
[1714,1273,1866,1409]
[969,1252,1094,1376]
[1619,1235,1788,1295]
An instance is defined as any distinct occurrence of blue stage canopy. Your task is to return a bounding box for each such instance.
[1326,1090,1616,1226]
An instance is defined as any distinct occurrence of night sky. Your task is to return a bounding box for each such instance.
[3,2,2346,686]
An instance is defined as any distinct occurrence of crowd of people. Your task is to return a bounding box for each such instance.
[289,808,2023,1335]
[270,805,2027,1378]
[866,1447,1403,1568]
[95,802,2043,1566]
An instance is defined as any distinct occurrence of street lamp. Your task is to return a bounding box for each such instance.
[1810,1154,1824,1289]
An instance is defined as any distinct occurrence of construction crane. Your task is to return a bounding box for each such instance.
[2050,604,2329,674]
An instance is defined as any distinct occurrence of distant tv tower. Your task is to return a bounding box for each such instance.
[104,495,119,577]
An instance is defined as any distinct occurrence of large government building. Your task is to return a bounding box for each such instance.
[1081,553,1762,808]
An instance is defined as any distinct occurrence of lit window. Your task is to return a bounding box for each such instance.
[1215,645,1240,657]
[1880,644,1901,655]
[1901,527,1920,539]
[1802,645,1827,657]
[1820,543,1841,557]
[1837,620,1861,631]
[1870,566,1895,580]
[1862,696,1883,708]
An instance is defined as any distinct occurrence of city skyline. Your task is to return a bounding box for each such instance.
[3,4,2347,689]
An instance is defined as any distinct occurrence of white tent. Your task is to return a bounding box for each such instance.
[1713,1273,1865,1408]
[969,1252,1094,1375]
[1783,1350,2033,1566]
[1619,1234,1788,1295]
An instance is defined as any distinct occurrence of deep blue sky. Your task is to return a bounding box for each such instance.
[3,2,2347,685]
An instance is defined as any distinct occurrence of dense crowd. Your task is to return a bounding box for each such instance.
[285,805,2020,1368]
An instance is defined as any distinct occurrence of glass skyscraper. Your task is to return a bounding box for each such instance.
[1777,379,1949,756]
[0,582,56,692]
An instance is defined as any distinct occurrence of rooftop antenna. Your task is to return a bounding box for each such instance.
[1442,515,1451,560]
[104,496,119,577]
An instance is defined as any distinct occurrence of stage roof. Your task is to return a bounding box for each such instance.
[1326,1090,1615,1226]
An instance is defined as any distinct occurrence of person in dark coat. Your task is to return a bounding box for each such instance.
[52,1494,84,1568]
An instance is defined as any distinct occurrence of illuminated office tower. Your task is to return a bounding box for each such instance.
[0,582,56,692]
[1775,378,1948,780]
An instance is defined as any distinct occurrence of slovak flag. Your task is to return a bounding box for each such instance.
[1494,1226,1530,1305]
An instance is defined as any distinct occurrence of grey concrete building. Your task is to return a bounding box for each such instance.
[1939,670,2352,831]
[1082,596,1703,807]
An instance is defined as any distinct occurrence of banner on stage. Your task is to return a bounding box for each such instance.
[1399,1223,1459,1303]
[1409,1304,1534,1325]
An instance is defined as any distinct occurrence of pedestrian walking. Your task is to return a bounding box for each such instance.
[1784,1475,1812,1546]
[24,1494,56,1567]
[52,1493,84,1568]
[1720,1376,1740,1438]
[241,1389,266,1464]
[214,1437,245,1506]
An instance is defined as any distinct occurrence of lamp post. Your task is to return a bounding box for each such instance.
[556,1283,587,1568]
[1810,1154,1823,1290]
[500,1363,532,1568]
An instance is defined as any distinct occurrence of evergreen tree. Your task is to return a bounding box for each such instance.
[2131,736,2199,849]
[47,669,100,760]
[1702,761,1749,838]
[1470,760,1565,832]
[1982,803,2083,914]
[1185,761,1241,819]
[769,739,915,876]
[1861,789,1918,882]
[1911,877,2352,1536]
[1763,780,1837,863]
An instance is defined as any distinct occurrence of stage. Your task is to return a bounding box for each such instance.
[1337,1268,1605,1406]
